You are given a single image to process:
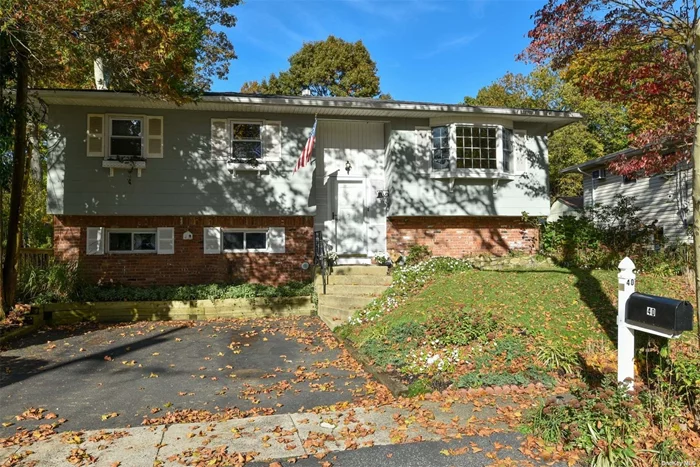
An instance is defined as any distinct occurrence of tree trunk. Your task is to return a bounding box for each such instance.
[693,36,700,347]
[1,42,29,315]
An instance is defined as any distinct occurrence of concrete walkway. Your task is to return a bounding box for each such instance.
[1,396,563,466]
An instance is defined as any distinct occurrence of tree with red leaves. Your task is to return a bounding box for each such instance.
[523,0,700,340]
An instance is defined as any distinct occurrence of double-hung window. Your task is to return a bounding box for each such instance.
[230,122,262,162]
[222,230,268,252]
[108,117,144,160]
[431,126,450,170]
[107,230,157,253]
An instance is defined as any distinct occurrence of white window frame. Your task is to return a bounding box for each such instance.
[229,120,264,162]
[428,123,515,181]
[221,228,270,253]
[106,228,158,254]
[107,115,145,161]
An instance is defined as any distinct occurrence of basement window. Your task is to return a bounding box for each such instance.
[222,230,268,252]
[107,230,157,253]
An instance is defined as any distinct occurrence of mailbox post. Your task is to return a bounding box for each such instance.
[616,256,694,390]
[617,257,636,387]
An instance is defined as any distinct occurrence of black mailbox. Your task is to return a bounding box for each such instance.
[625,292,694,337]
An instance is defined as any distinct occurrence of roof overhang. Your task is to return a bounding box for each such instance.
[33,89,583,133]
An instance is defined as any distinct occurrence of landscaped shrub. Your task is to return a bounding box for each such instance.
[535,194,678,270]
[425,306,497,346]
[71,281,313,302]
[406,245,431,265]
[18,260,79,304]
[18,265,313,304]
[526,377,645,466]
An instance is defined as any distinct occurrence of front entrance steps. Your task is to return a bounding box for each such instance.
[316,265,391,330]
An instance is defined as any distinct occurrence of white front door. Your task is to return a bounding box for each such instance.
[336,179,367,255]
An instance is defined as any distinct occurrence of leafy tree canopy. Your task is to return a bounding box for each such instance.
[463,66,631,198]
[521,0,695,177]
[241,36,386,98]
[1,0,240,100]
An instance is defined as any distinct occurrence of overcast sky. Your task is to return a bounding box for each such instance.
[212,0,542,103]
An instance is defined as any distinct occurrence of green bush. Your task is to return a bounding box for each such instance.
[406,245,431,265]
[425,307,497,346]
[17,260,313,304]
[386,321,426,344]
[537,342,579,374]
[18,260,78,305]
[526,377,645,466]
[72,281,313,302]
[537,195,670,270]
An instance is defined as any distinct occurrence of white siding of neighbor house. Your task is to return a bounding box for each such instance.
[583,169,692,243]
[547,200,582,222]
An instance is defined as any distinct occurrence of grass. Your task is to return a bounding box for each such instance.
[339,264,697,387]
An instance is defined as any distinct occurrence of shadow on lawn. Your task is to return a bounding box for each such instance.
[0,325,187,389]
[488,267,618,343]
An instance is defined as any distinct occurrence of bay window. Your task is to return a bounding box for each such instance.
[429,124,516,178]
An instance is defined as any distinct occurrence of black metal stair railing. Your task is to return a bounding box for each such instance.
[313,231,328,295]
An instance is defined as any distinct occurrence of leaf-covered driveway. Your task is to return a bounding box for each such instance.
[0,317,376,436]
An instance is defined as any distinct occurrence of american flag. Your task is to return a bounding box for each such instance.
[294,118,317,173]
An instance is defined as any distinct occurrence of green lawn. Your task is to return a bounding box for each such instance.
[339,264,696,391]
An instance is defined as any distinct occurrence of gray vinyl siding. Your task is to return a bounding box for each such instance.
[387,121,551,217]
[47,106,316,216]
[583,169,692,243]
[47,106,552,220]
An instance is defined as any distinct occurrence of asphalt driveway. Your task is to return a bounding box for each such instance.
[0,317,374,434]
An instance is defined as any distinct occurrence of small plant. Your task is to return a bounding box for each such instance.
[406,379,432,397]
[537,342,579,374]
[406,245,431,265]
[18,260,79,304]
[325,251,338,266]
[526,376,645,466]
[648,439,687,465]
[374,254,391,266]
[426,307,497,346]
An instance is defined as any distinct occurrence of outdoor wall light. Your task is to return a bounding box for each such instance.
[345,161,352,174]
[376,190,389,200]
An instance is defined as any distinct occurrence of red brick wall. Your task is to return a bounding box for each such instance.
[386,216,538,257]
[54,215,314,286]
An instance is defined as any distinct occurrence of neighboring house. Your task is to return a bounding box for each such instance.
[40,90,580,286]
[561,147,692,243]
[547,196,583,222]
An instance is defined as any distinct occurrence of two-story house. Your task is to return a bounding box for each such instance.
[39,90,581,286]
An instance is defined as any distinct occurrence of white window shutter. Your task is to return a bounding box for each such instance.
[414,126,431,170]
[211,119,229,160]
[87,114,104,158]
[514,130,528,173]
[157,227,175,254]
[262,121,282,162]
[268,227,286,253]
[86,227,104,255]
[203,227,222,254]
[146,116,164,158]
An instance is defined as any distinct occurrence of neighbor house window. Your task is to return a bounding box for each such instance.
[108,117,144,160]
[431,126,450,170]
[107,230,156,253]
[455,126,497,169]
[222,230,268,252]
[230,122,262,162]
